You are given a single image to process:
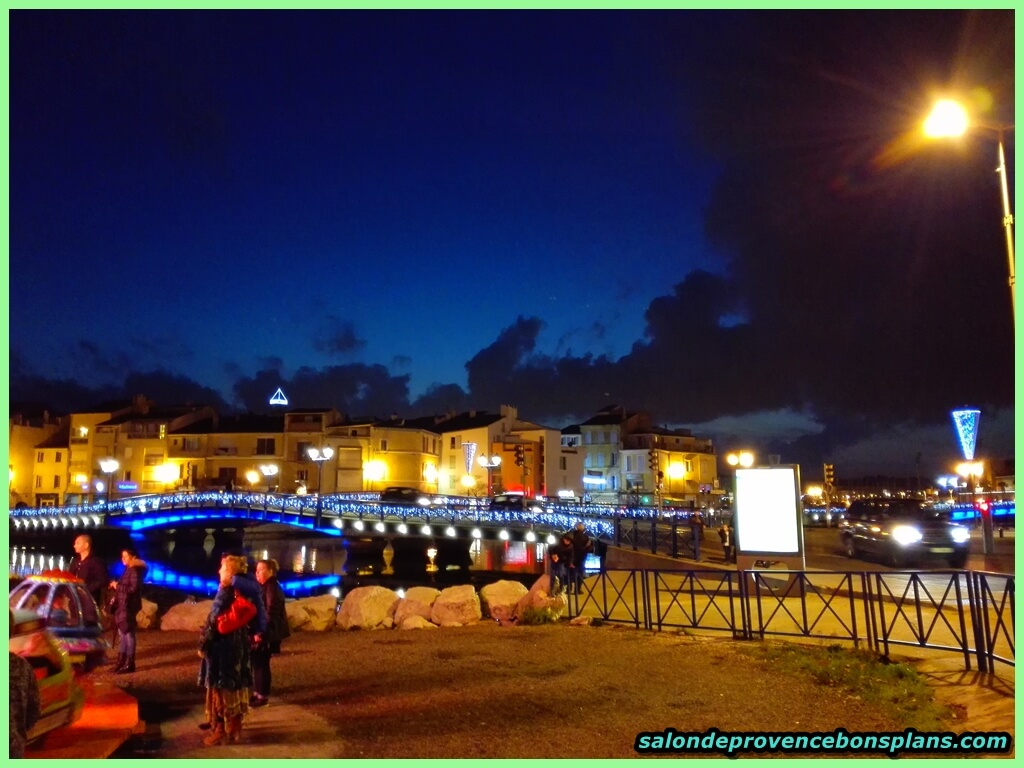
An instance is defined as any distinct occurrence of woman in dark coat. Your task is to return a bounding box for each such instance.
[108,547,147,674]
[198,555,254,745]
[251,558,291,707]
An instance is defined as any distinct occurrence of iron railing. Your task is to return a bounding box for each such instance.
[567,568,1014,672]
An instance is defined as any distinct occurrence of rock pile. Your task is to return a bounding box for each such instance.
[154,576,570,632]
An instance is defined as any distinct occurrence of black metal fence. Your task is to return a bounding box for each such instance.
[567,569,1014,672]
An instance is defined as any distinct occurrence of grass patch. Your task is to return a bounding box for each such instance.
[742,642,950,731]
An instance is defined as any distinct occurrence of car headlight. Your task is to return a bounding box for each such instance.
[950,526,971,544]
[891,525,923,546]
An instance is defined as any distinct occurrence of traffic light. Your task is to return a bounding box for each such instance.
[823,463,835,488]
[648,449,659,472]
[514,445,525,467]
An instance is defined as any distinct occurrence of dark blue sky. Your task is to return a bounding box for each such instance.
[8,10,1015,477]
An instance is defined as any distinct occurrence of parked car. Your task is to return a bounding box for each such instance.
[9,608,86,745]
[839,499,971,568]
[9,571,110,670]
[488,493,546,515]
[378,486,433,506]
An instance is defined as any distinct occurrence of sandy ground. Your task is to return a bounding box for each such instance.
[104,622,1014,759]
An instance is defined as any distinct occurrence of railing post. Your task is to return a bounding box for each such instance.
[967,572,989,673]
[670,516,678,558]
[631,518,638,551]
[650,518,657,554]
[614,516,621,547]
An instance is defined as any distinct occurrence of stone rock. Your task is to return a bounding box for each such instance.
[568,615,593,626]
[479,580,528,620]
[136,598,159,630]
[430,584,481,626]
[528,573,556,596]
[398,614,438,630]
[514,588,567,624]
[393,586,440,626]
[285,600,310,631]
[297,594,341,631]
[160,599,214,631]
[337,586,400,630]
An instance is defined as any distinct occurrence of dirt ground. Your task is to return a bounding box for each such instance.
[103,621,1015,759]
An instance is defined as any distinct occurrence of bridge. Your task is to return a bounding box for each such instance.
[7,490,618,542]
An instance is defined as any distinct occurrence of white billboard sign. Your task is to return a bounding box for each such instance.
[734,466,803,555]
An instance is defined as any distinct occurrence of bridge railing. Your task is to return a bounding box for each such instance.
[567,569,1014,672]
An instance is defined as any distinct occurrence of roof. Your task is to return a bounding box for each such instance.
[36,426,71,449]
[432,411,505,432]
[561,424,582,434]
[171,413,285,435]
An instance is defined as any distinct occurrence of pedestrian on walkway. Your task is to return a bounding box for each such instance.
[569,522,594,594]
[690,511,705,561]
[198,555,255,746]
[548,533,574,596]
[718,523,734,563]
[70,534,108,608]
[109,546,147,674]
[251,558,290,708]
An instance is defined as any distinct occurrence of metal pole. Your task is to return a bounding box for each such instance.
[315,461,324,529]
[996,132,1016,321]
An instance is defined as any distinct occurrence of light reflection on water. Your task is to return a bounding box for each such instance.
[10,529,547,587]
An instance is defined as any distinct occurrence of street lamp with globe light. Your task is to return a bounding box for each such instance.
[259,463,279,493]
[724,451,754,518]
[307,446,335,528]
[99,457,119,506]
[476,453,502,496]
[924,98,1015,320]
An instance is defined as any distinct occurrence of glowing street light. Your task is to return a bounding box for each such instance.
[725,451,754,468]
[307,446,335,528]
[924,98,1015,320]
[956,459,991,555]
[259,463,279,493]
[476,453,502,496]
[98,457,119,506]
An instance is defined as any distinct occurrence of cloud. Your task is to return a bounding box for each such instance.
[312,316,366,357]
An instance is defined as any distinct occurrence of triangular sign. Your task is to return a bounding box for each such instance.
[269,388,289,406]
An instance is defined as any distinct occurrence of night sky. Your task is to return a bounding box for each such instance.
[8,10,1016,478]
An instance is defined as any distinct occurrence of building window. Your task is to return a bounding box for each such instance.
[584,455,592,469]
[685,459,694,473]
[144,453,164,466]
[256,438,276,455]
[450,436,458,449]
[53,475,60,489]
[379,439,388,452]
[55,451,62,463]
[296,442,312,461]
[559,457,567,470]
[597,453,605,468]
[449,456,456,470]
[37,452,44,463]
[296,469,308,482]
[184,437,201,451]
[35,475,41,489]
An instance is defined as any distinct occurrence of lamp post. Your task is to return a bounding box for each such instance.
[98,458,119,506]
[924,99,1015,320]
[307,446,334,528]
[956,459,989,554]
[476,453,502,497]
[259,463,279,493]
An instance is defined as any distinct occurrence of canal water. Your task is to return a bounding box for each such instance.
[9,523,551,598]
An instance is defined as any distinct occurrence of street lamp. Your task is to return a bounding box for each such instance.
[956,459,990,553]
[259,463,279,493]
[476,453,502,496]
[924,98,1015,320]
[725,451,754,468]
[307,446,334,528]
[245,469,260,492]
[98,458,119,506]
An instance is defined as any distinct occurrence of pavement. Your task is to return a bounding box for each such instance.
[25,675,141,760]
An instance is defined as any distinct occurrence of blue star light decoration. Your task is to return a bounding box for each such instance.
[951,408,980,460]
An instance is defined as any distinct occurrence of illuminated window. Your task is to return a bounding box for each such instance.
[159,424,167,440]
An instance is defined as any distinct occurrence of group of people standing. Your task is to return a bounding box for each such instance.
[197,554,290,746]
[548,522,594,596]
[70,535,291,747]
